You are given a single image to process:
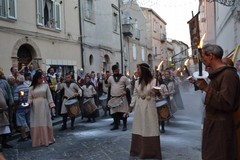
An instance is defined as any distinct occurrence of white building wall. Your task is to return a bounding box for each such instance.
[0,0,81,76]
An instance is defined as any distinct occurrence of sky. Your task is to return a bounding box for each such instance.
[137,0,199,47]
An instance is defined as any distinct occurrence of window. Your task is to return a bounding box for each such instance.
[135,19,140,40]
[89,54,93,65]
[0,0,17,19]
[85,0,93,20]
[113,12,118,32]
[155,46,157,55]
[153,19,156,32]
[133,44,136,60]
[37,0,61,30]
[141,47,145,61]
[123,0,130,4]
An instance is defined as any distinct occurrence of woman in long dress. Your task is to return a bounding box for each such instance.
[129,63,162,159]
[27,70,55,147]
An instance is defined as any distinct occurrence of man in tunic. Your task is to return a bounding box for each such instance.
[195,44,240,160]
[105,65,131,131]
[58,73,82,130]
[46,67,58,118]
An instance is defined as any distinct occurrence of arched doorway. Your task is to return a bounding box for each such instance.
[17,44,32,70]
[12,38,41,71]
[103,54,110,72]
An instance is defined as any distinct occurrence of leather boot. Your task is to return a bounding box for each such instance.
[160,121,165,133]
[122,117,127,131]
[71,117,75,130]
[110,113,119,130]
[59,114,67,131]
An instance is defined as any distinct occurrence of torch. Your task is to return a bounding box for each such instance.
[157,61,164,72]
[184,58,190,76]
[192,33,209,79]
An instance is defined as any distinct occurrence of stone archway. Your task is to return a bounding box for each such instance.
[103,54,110,72]
[11,37,42,69]
[100,49,112,72]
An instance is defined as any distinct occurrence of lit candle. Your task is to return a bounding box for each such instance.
[198,48,203,76]
[19,91,25,105]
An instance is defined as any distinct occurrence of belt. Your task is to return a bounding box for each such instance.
[111,95,122,98]
[205,112,230,120]
[84,97,93,99]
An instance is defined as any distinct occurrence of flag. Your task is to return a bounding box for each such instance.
[187,12,200,64]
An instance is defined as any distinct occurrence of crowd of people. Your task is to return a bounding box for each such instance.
[0,43,239,160]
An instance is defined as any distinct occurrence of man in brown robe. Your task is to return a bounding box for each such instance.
[195,44,240,160]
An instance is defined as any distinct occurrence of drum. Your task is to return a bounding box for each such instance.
[99,94,108,111]
[157,105,171,121]
[156,98,171,121]
[64,98,80,117]
[82,99,97,116]
[156,98,168,108]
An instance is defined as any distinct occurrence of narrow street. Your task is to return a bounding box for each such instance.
[4,86,203,160]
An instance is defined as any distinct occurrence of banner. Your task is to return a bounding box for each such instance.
[187,12,200,64]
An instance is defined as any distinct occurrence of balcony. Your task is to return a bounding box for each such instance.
[122,24,133,36]
[160,33,166,42]
[122,19,133,37]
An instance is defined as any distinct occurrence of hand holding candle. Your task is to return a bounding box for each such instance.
[19,90,29,107]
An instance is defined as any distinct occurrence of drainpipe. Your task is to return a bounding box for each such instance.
[118,0,124,74]
[78,0,84,71]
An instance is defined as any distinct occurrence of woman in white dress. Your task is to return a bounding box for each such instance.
[129,63,162,159]
[27,70,55,147]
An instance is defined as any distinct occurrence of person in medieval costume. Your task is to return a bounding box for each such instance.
[105,65,131,131]
[81,75,98,122]
[193,44,240,160]
[57,73,82,131]
[46,67,58,118]
[129,63,162,159]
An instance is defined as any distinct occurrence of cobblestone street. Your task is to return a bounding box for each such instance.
[4,88,203,160]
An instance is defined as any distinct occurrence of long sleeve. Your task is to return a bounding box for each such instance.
[130,80,138,108]
[46,84,55,108]
[27,87,33,105]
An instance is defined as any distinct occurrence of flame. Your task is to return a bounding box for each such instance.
[180,72,183,77]
[157,61,164,71]
[177,67,181,71]
[198,33,206,49]
[20,91,24,97]
[184,58,189,66]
